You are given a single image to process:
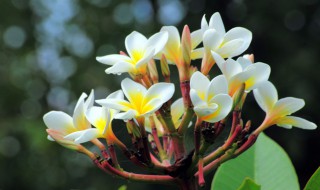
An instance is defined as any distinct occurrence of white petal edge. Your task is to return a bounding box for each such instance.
[43,111,75,134]
[121,78,147,104]
[125,31,148,58]
[276,116,317,130]
[253,81,278,113]
[96,54,130,65]
[206,75,228,101]
[105,61,135,74]
[143,83,174,106]
[190,71,210,99]
[208,12,226,35]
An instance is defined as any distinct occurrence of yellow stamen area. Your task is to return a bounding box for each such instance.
[95,118,106,134]
[245,77,255,90]
[130,50,144,65]
[76,114,88,130]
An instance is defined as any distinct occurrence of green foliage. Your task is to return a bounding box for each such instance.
[237,178,261,190]
[211,133,299,190]
[304,167,320,190]
[118,185,127,190]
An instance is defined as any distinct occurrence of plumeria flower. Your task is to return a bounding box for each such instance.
[159,26,203,64]
[43,90,94,142]
[211,51,271,96]
[64,91,123,144]
[96,78,175,121]
[144,98,185,136]
[96,31,168,75]
[253,81,317,132]
[190,71,233,123]
[194,12,252,59]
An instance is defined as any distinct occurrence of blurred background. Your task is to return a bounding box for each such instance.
[0,0,320,189]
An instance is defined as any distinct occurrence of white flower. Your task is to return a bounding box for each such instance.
[190,71,233,123]
[43,90,94,141]
[253,81,317,130]
[96,78,175,120]
[194,12,252,59]
[96,31,168,75]
[212,52,271,96]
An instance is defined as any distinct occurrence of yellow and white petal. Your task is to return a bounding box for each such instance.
[242,63,271,91]
[143,83,174,106]
[211,51,225,68]
[114,110,138,120]
[171,98,184,124]
[223,27,252,57]
[271,97,305,118]
[194,104,218,118]
[125,31,148,58]
[201,14,209,32]
[160,26,181,62]
[208,12,226,35]
[73,93,91,130]
[146,31,168,54]
[43,111,75,135]
[220,58,243,81]
[191,48,204,60]
[135,48,155,69]
[96,98,132,113]
[84,90,94,110]
[86,106,110,133]
[253,81,278,113]
[46,129,79,150]
[96,54,130,65]
[105,61,135,74]
[107,90,124,100]
[206,75,228,101]
[203,29,223,50]
[276,116,317,130]
[190,89,207,107]
[141,98,164,116]
[121,78,147,105]
[190,71,210,100]
[216,39,244,58]
[65,128,100,144]
[191,29,203,49]
[204,94,233,123]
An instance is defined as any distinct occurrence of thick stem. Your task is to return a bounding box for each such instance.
[178,178,198,190]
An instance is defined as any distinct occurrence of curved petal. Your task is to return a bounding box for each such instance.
[86,106,110,133]
[105,61,135,74]
[216,39,244,58]
[125,31,148,58]
[190,89,206,107]
[65,129,100,144]
[142,98,163,115]
[191,29,203,49]
[106,90,124,100]
[211,51,225,69]
[43,111,75,134]
[224,27,252,56]
[204,94,233,123]
[73,93,91,130]
[201,14,209,32]
[203,29,223,50]
[208,12,226,35]
[171,98,184,124]
[135,48,155,69]
[220,58,243,81]
[143,83,174,106]
[96,98,133,112]
[160,26,181,60]
[194,104,218,118]
[114,110,137,120]
[146,31,168,54]
[84,90,94,110]
[276,116,317,130]
[206,75,228,101]
[96,54,130,65]
[271,97,305,118]
[236,56,252,70]
[242,63,271,91]
[121,78,147,106]
[190,71,210,100]
[253,81,278,113]
[191,48,204,60]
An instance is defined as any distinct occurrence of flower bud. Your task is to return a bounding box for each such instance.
[160,54,170,82]
[181,25,191,66]
[233,83,246,110]
[148,59,159,83]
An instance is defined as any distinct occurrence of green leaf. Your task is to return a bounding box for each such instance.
[211,133,299,190]
[118,185,127,190]
[304,167,320,190]
[237,178,261,190]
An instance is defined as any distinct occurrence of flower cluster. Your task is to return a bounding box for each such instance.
[43,12,317,188]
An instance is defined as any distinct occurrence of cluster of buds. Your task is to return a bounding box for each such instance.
[43,13,317,189]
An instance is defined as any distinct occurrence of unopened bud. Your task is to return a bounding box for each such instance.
[181,25,191,66]
[126,120,141,138]
[243,54,254,63]
[160,54,170,82]
[148,59,158,83]
[233,83,246,110]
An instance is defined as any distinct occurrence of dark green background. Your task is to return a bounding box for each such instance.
[0,0,319,189]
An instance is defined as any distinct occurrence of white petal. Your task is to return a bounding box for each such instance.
[135,48,155,68]
[211,51,225,68]
[142,98,163,115]
[201,14,209,32]
[43,111,75,134]
[171,98,184,124]
[253,81,278,113]
[190,71,210,100]
[84,90,94,110]
[236,57,252,70]
[216,39,244,58]
[143,83,174,106]
[220,58,243,81]
[224,27,252,56]
[194,104,218,118]
[105,61,135,74]
[190,89,206,107]
[276,116,317,130]
[206,75,228,101]
[146,31,168,54]
[121,78,147,104]
[114,110,137,120]
[242,63,271,91]
[203,29,223,50]
[125,31,148,58]
[86,106,110,132]
[106,90,124,100]
[191,48,204,60]
[47,135,55,141]
[73,93,91,130]
[96,98,132,112]
[161,26,180,52]
[204,94,233,123]
[191,29,203,49]
[271,97,305,118]
[65,129,100,144]
[96,54,130,65]
[208,12,226,35]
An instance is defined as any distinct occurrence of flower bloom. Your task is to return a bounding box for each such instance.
[43,90,94,144]
[190,71,233,123]
[96,31,168,75]
[253,81,317,131]
[196,12,252,59]
[96,78,175,121]
[212,52,271,96]
[64,91,123,144]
